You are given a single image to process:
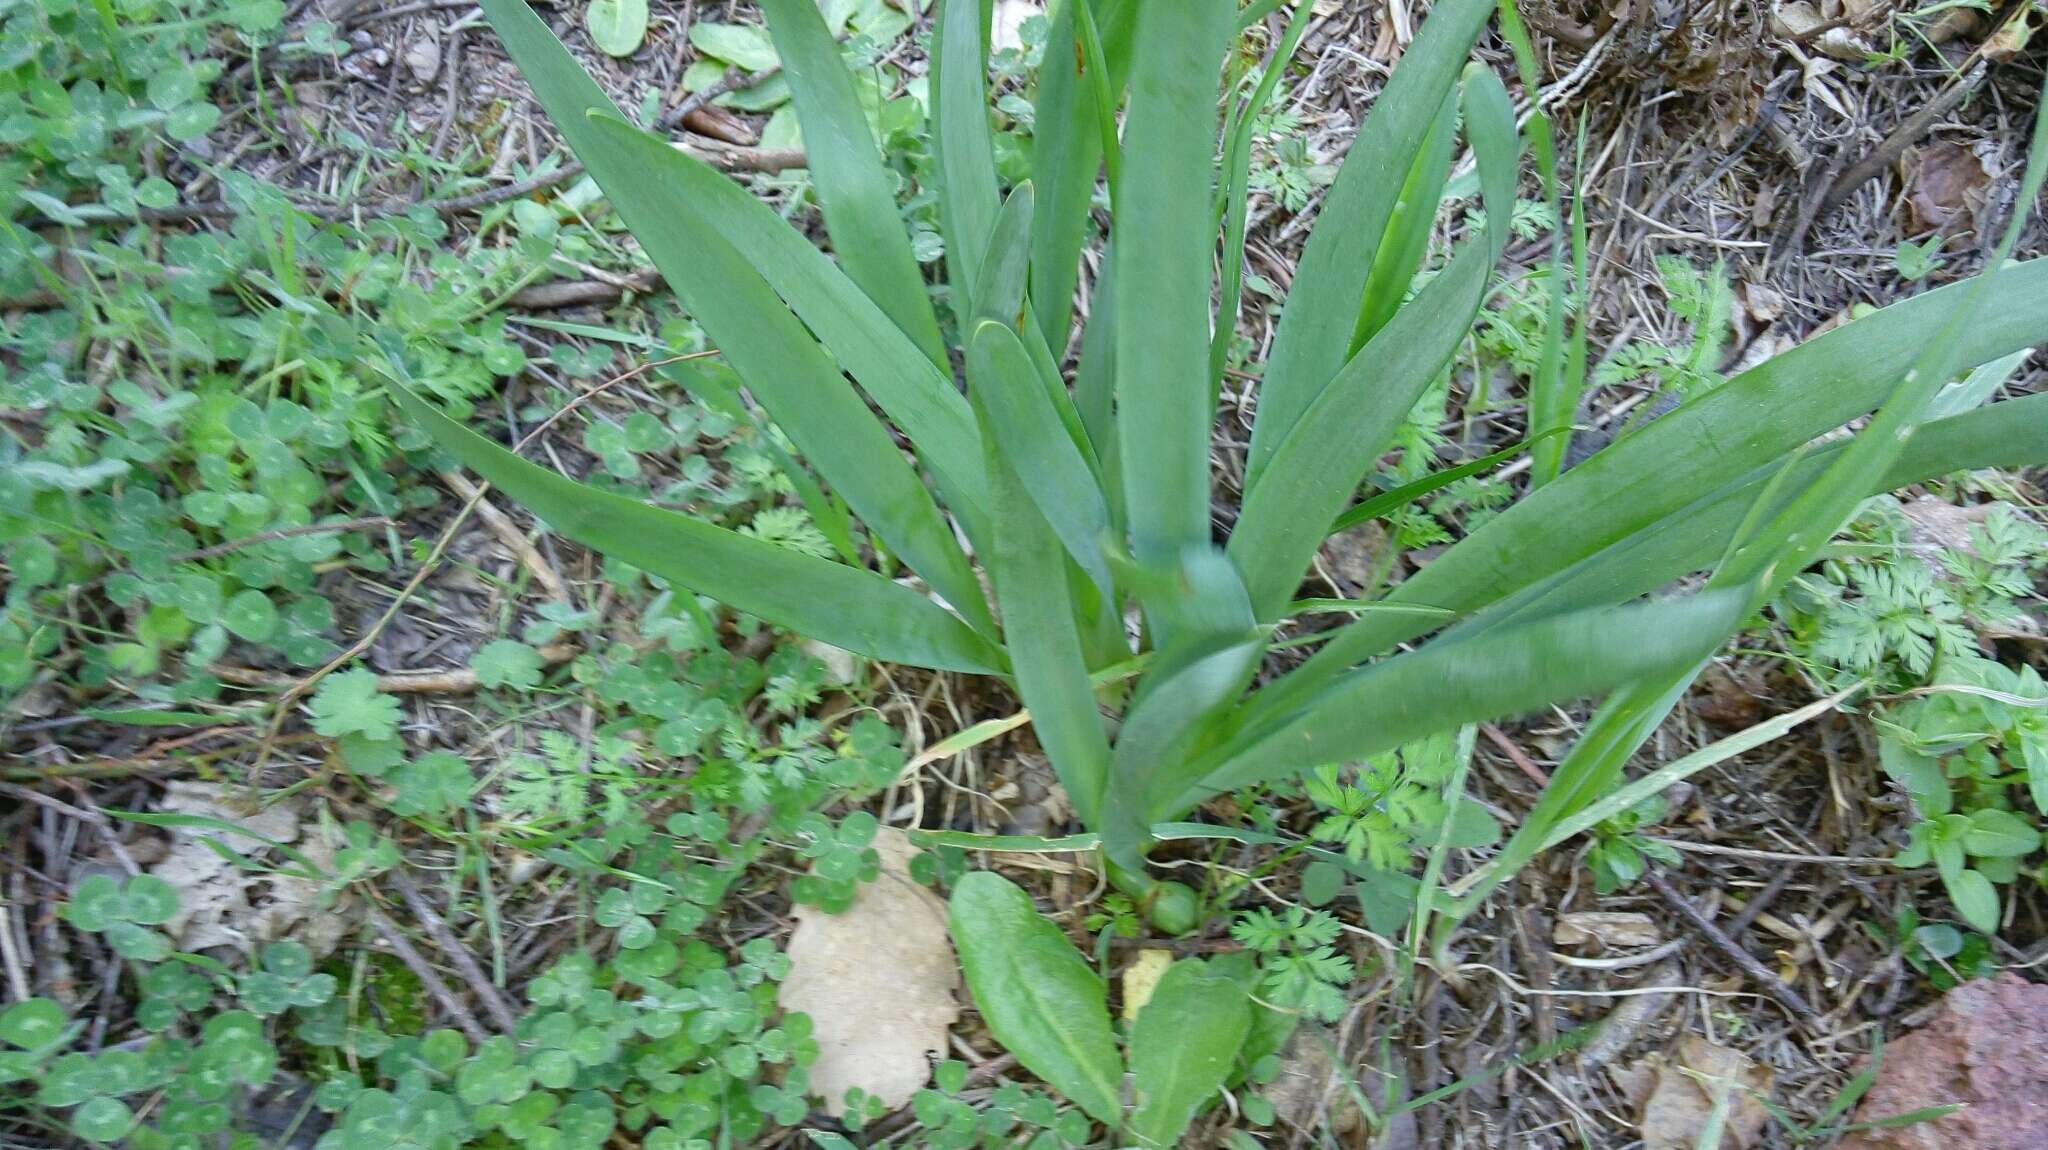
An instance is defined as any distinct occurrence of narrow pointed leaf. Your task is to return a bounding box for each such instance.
[933,0,1000,322]
[969,335,1113,824]
[1128,960,1252,1147]
[948,872,1123,1124]
[388,384,1004,674]
[585,115,988,525]
[972,182,1037,327]
[1030,0,1135,346]
[1115,0,1231,570]
[969,321,1114,596]
[1267,257,2048,706]
[1229,68,1515,621]
[1246,0,1496,482]
[758,0,946,365]
[1327,429,1569,535]
[1350,83,1459,352]
[1173,587,1751,814]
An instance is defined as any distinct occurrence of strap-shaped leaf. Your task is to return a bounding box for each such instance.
[1115,0,1232,571]
[388,384,1005,675]
[1265,256,2048,708]
[1245,0,1496,484]
[475,0,993,636]
[949,872,1123,1124]
[757,0,946,366]
[583,115,988,526]
[1127,960,1252,1147]
[969,327,1113,825]
[1228,66,1516,621]
[933,0,1000,322]
[1167,587,1752,815]
[969,321,1114,597]
[972,183,1036,327]
[1030,0,1136,348]
[1349,83,1460,353]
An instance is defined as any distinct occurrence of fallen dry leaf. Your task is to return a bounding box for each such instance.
[778,828,959,1116]
[1120,948,1173,1021]
[1636,1035,1773,1150]
[1262,1023,1365,1136]
[1906,141,1991,233]
[1554,912,1664,950]
[149,782,343,957]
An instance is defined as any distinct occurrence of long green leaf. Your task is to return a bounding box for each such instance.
[1169,587,1752,814]
[1350,83,1460,352]
[473,0,993,634]
[970,321,1114,596]
[584,115,988,526]
[570,114,993,638]
[1212,0,1314,391]
[758,0,946,365]
[1115,0,1232,574]
[948,872,1123,1124]
[1030,0,1135,347]
[387,383,1005,674]
[969,330,1113,825]
[1127,960,1253,1147]
[1228,65,1515,621]
[933,0,1000,323]
[1245,0,1496,484]
[1328,428,1569,535]
[1265,257,2048,710]
[1530,117,1591,485]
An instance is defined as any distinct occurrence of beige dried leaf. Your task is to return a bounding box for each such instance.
[778,828,959,1116]
[1554,911,1664,950]
[1637,1035,1774,1150]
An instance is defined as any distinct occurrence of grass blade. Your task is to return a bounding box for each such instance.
[388,383,1006,674]
[1212,0,1314,391]
[759,0,946,365]
[1530,117,1591,485]
[1115,0,1232,573]
[1328,428,1568,534]
[1245,0,1496,484]
[1350,84,1459,352]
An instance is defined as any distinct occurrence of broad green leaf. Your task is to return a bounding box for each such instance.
[1175,587,1751,814]
[969,333,1113,824]
[1944,867,1999,934]
[1127,960,1252,1147]
[1246,0,1497,482]
[1273,257,2048,706]
[584,0,647,56]
[932,0,1000,321]
[758,0,946,365]
[1963,808,2039,858]
[0,999,65,1049]
[969,321,1112,595]
[475,0,992,630]
[1114,0,1231,573]
[948,872,1123,1124]
[589,118,987,522]
[1030,0,1135,346]
[689,21,777,71]
[388,383,1005,675]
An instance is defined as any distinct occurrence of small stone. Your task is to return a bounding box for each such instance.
[403,36,441,85]
[1837,972,2048,1150]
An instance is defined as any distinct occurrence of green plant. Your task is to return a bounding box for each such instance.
[391,0,2048,1135]
[1583,793,1683,894]
[1862,905,1998,990]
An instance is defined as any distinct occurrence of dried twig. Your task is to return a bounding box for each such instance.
[1645,870,1820,1024]
[389,871,520,1034]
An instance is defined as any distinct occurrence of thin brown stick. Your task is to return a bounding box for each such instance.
[368,905,490,1045]
[1646,870,1820,1024]
[438,471,571,602]
[389,871,520,1034]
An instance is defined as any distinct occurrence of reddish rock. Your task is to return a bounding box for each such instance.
[1838,972,2048,1150]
